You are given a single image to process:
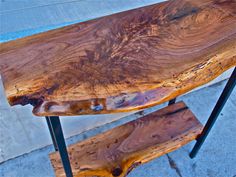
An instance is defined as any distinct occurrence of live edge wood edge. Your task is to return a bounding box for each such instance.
[50,102,203,177]
[0,0,235,116]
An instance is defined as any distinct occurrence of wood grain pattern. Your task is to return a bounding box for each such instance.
[50,102,203,177]
[0,0,235,116]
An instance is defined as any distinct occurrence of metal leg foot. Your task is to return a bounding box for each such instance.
[47,116,73,177]
[190,67,236,158]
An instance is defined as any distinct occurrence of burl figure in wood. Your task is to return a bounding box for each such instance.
[0,0,235,116]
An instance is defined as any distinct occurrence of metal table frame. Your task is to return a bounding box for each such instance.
[46,67,236,177]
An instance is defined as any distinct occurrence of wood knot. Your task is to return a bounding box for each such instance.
[112,168,123,177]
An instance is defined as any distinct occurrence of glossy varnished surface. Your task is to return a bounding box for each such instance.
[50,102,203,177]
[0,0,236,116]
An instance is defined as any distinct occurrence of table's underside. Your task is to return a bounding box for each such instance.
[0,0,235,116]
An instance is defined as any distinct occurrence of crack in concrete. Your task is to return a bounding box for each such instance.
[166,154,182,177]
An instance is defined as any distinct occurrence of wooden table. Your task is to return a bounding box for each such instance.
[0,0,235,176]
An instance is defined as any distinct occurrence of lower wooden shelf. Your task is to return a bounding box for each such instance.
[50,101,203,177]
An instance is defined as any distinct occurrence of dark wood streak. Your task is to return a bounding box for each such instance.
[0,0,235,116]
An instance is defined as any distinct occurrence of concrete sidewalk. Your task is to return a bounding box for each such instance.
[0,80,235,177]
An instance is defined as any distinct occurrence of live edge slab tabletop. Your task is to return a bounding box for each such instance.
[0,0,236,177]
[0,0,236,116]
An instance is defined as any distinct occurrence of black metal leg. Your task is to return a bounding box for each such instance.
[48,116,73,177]
[190,67,236,158]
[168,98,176,105]
[46,116,58,151]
